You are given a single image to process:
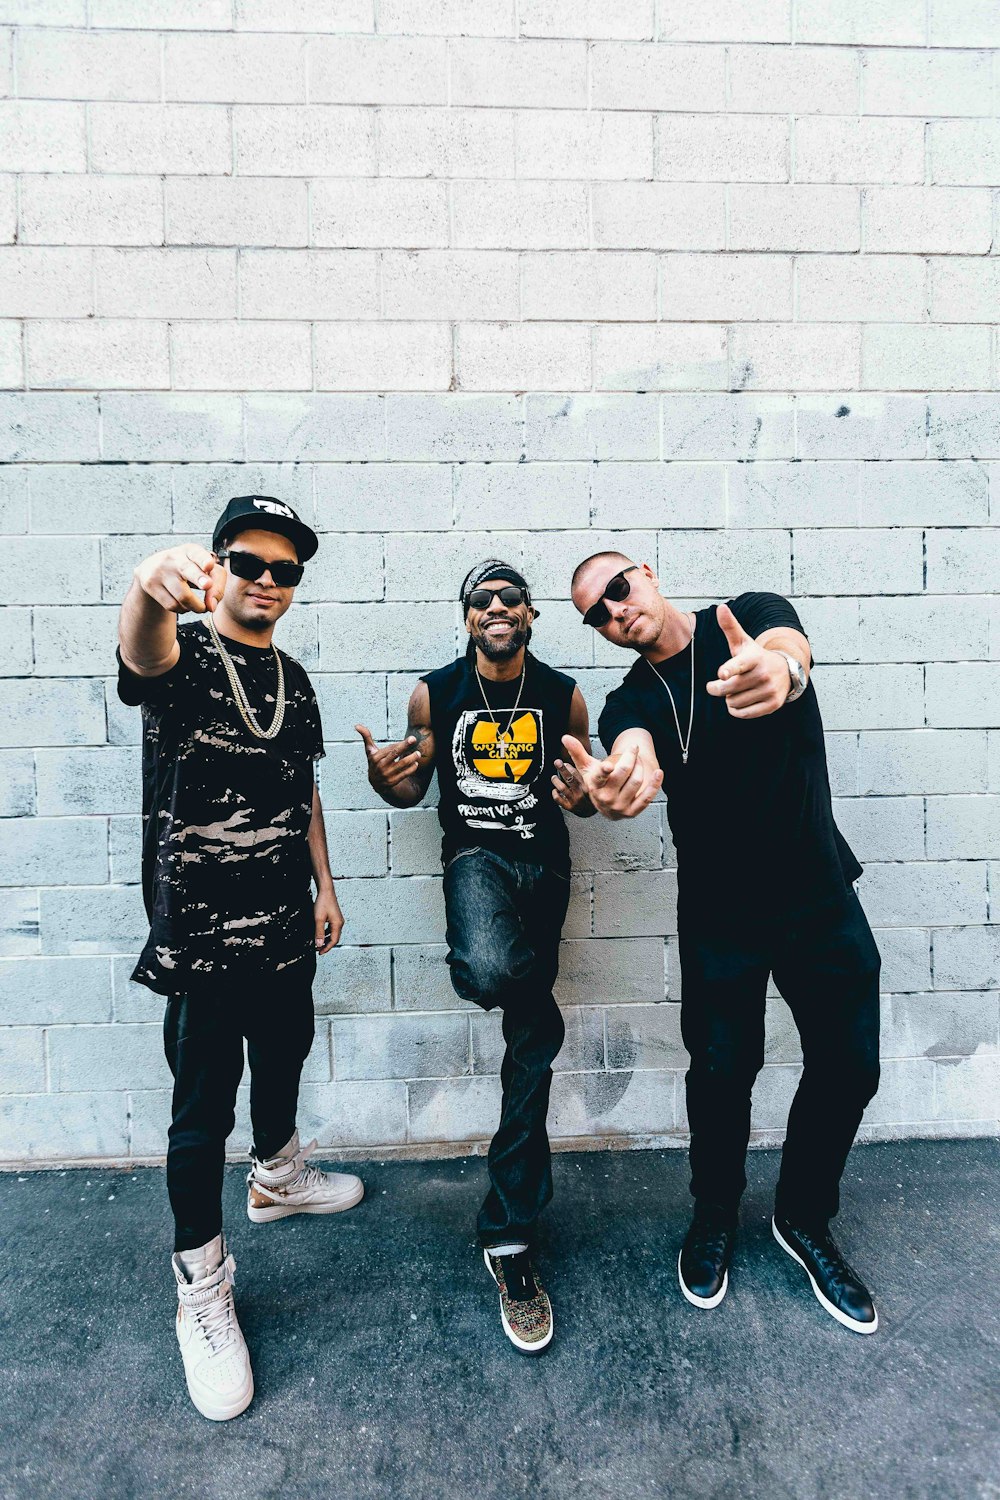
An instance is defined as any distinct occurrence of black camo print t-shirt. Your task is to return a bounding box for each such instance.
[116,619,325,997]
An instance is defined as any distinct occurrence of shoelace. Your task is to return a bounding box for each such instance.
[294,1159,330,1191]
[689,1216,733,1261]
[798,1231,860,1291]
[186,1257,239,1356]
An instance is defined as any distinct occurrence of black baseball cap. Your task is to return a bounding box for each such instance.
[212,496,319,563]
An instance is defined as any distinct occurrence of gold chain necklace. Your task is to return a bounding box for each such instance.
[207,613,286,741]
[475,660,526,737]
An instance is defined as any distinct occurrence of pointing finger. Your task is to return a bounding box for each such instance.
[204,561,227,613]
[716,602,753,658]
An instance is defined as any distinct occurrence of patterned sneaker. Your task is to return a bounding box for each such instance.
[247,1131,364,1223]
[483,1247,554,1355]
[172,1239,254,1422]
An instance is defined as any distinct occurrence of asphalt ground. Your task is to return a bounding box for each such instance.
[1,1138,997,1500]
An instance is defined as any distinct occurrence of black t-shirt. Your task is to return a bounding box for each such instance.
[598,593,861,923]
[116,619,325,997]
[423,653,576,873]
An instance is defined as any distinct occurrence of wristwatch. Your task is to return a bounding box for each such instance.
[775,651,808,703]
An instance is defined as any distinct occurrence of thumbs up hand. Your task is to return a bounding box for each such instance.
[706,603,791,719]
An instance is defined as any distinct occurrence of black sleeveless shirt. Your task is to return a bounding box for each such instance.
[422,653,576,873]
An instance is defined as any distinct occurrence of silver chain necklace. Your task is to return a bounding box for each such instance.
[207,613,286,741]
[644,617,695,766]
[475,660,526,736]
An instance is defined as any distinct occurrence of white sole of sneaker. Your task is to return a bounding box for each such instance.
[772,1217,878,1335]
[246,1179,365,1223]
[184,1368,255,1422]
[677,1248,729,1310]
[483,1248,554,1355]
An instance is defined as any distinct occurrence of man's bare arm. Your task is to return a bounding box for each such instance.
[118,544,226,677]
[356,680,437,809]
[309,783,344,954]
[308,781,334,890]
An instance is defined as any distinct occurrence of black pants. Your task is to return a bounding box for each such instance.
[679,888,881,1229]
[163,973,315,1252]
[443,847,571,1250]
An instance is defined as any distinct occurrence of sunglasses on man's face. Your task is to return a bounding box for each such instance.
[217,549,304,588]
[467,585,530,611]
[582,565,639,628]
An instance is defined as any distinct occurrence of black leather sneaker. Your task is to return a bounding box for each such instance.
[773,1216,878,1334]
[678,1205,737,1309]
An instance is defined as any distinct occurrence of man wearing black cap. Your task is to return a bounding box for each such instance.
[116,497,362,1422]
[357,561,594,1355]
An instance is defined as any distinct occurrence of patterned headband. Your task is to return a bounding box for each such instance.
[459,559,532,612]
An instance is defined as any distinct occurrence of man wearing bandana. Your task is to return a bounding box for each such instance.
[357,560,595,1354]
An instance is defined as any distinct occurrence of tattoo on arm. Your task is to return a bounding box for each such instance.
[398,691,435,798]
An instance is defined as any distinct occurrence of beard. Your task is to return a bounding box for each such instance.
[471,622,529,661]
[228,587,286,632]
[619,611,659,654]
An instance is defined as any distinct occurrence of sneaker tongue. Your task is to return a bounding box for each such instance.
[503,1255,538,1302]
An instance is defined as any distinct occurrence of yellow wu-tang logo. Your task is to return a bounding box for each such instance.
[471,712,538,783]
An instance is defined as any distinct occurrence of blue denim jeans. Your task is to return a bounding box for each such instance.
[443,847,571,1249]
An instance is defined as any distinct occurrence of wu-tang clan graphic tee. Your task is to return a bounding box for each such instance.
[423,654,576,873]
[116,619,325,997]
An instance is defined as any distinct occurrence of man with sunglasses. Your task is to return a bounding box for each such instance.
[356,560,594,1355]
[564,553,882,1336]
[116,496,362,1421]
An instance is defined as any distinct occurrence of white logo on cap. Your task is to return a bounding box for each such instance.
[252,498,293,519]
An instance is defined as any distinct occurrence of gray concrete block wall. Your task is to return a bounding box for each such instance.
[1,1,998,1165]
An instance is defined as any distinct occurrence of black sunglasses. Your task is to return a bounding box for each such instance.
[217,548,304,588]
[466,585,530,611]
[582,565,639,628]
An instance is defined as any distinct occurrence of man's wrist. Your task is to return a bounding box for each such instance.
[771,649,807,704]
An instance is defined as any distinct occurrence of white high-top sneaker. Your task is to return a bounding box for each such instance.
[246,1131,364,1223]
[172,1237,254,1422]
